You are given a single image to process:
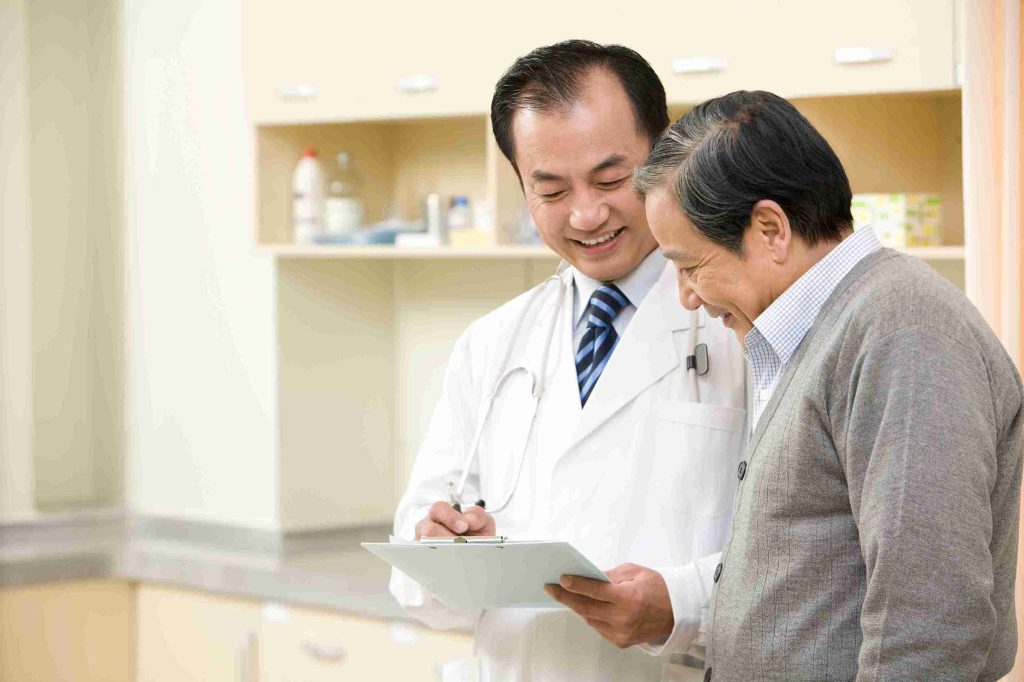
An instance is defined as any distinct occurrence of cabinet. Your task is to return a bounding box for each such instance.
[245,1,968,530]
[0,580,133,682]
[260,602,472,681]
[244,1,513,125]
[135,584,473,682]
[136,584,261,682]
[244,0,959,125]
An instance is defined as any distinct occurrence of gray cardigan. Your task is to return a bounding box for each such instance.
[705,249,1024,681]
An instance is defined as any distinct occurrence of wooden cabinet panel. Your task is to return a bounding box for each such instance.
[245,0,958,124]
[136,584,260,682]
[767,0,956,98]
[260,605,472,682]
[244,1,509,124]
[0,580,133,682]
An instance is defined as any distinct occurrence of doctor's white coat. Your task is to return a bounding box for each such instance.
[391,260,748,682]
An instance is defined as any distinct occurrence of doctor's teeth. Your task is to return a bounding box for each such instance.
[580,229,622,246]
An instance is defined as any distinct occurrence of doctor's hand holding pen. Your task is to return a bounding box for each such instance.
[414,501,496,540]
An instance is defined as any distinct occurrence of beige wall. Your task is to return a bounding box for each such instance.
[0,0,125,516]
[0,0,34,517]
[123,0,279,529]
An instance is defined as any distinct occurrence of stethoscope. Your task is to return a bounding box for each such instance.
[447,260,709,515]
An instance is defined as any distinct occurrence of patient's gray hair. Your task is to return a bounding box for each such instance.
[633,91,853,254]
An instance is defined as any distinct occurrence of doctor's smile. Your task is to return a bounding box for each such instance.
[572,225,626,250]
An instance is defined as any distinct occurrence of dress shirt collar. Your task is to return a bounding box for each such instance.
[572,248,666,326]
[746,226,882,364]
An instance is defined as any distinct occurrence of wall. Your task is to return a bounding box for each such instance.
[0,0,34,517]
[0,0,125,516]
[123,0,278,529]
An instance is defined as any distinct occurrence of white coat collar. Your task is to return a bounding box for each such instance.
[561,261,703,454]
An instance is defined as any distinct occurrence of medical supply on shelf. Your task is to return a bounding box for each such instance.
[325,152,365,235]
[424,193,446,244]
[851,193,942,247]
[292,148,325,245]
[446,196,472,232]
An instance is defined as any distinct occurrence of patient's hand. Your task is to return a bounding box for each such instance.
[544,563,674,648]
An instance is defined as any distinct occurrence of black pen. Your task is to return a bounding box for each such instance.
[452,499,487,514]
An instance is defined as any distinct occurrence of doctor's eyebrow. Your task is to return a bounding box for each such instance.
[528,154,630,184]
[590,153,628,174]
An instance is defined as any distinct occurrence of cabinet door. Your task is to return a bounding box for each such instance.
[136,585,261,682]
[245,1,505,124]
[260,604,473,681]
[0,580,134,682]
[762,0,956,97]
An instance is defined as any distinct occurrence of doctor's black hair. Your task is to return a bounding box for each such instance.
[633,90,853,253]
[490,39,669,180]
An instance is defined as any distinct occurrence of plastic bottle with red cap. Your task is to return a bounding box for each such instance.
[292,148,325,244]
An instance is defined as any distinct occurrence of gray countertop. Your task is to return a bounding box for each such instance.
[0,511,414,622]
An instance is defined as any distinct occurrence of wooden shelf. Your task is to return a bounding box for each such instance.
[258,244,558,259]
[259,244,964,261]
[896,245,965,261]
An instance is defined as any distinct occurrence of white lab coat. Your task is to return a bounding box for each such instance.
[391,260,748,682]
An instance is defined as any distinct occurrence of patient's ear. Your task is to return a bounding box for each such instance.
[748,200,791,264]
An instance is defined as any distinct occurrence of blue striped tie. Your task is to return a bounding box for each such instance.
[576,284,629,407]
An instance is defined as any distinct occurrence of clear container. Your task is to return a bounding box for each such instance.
[446,196,471,232]
[325,152,365,235]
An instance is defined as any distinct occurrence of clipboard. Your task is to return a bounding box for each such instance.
[363,539,609,610]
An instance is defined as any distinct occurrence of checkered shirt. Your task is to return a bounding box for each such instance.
[746,227,882,428]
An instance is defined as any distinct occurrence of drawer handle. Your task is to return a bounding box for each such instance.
[833,46,895,65]
[302,637,347,664]
[396,74,439,94]
[672,56,728,75]
[276,83,318,101]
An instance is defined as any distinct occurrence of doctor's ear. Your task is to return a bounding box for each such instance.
[747,200,792,264]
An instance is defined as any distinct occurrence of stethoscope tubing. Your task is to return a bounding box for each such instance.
[451,262,703,513]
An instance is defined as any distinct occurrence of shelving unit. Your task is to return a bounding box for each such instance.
[255,91,967,531]
[244,0,968,531]
[259,244,965,262]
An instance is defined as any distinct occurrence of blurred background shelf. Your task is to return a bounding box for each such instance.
[258,244,965,262]
[258,244,557,260]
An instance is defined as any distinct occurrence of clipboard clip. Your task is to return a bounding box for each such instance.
[418,536,509,544]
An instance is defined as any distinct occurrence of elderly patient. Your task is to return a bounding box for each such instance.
[634,90,1024,681]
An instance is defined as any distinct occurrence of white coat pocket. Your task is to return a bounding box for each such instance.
[648,401,747,517]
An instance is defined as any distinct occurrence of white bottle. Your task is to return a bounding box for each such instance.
[292,148,325,244]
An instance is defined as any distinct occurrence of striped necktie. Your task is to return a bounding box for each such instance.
[576,283,629,407]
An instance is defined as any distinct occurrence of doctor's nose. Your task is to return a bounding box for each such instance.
[568,194,610,233]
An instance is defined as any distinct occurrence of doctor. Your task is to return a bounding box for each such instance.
[391,40,747,682]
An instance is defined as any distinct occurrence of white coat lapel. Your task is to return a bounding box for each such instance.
[562,263,698,453]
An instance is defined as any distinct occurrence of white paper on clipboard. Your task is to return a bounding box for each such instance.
[362,540,609,610]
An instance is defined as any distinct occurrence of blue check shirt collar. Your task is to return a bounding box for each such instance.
[746,227,882,363]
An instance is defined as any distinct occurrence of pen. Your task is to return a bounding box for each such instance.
[452,498,487,514]
[447,482,486,514]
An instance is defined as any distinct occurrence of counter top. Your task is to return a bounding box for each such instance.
[0,511,413,622]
